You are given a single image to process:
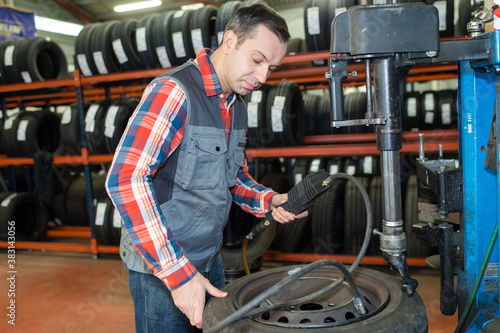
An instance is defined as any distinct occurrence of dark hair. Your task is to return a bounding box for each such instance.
[225,3,290,47]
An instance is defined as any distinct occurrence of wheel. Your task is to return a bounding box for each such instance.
[203,266,428,333]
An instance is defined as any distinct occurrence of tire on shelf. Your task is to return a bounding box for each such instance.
[203,266,428,332]
[65,173,108,226]
[85,99,112,155]
[153,11,178,68]
[243,84,271,148]
[304,0,357,52]
[343,175,371,255]
[0,192,49,241]
[222,171,285,271]
[111,19,145,71]
[215,1,242,46]
[286,37,303,55]
[91,21,121,75]
[136,14,161,69]
[2,111,25,157]
[437,90,457,129]
[0,40,15,84]
[4,38,31,83]
[303,93,321,136]
[190,5,219,55]
[75,23,101,76]
[103,97,140,154]
[60,102,91,155]
[49,173,80,226]
[403,91,422,131]
[311,179,346,255]
[265,80,305,147]
[171,9,196,65]
[94,197,122,246]
[16,110,63,157]
[420,90,438,130]
[2,110,63,157]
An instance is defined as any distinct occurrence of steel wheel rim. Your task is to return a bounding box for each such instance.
[233,267,391,329]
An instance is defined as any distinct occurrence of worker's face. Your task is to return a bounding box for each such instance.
[221,25,287,96]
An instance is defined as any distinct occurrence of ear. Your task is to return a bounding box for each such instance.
[222,30,238,54]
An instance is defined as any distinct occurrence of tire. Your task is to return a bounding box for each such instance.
[2,111,26,157]
[153,11,178,68]
[2,110,63,157]
[420,91,438,130]
[243,84,271,148]
[203,266,428,332]
[303,94,321,136]
[437,90,457,129]
[60,102,91,155]
[4,38,31,83]
[136,14,161,69]
[49,173,80,226]
[265,81,305,147]
[286,38,303,54]
[75,23,101,76]
[65,173,107,226]
[91,21,121,75]
[94,197,121,246]
[171,9,196,65]
[0,40,15,84]
[111,19,145,71]
[103,97,140,154]
[344,176,371,255]
[403,91,421,131]
[215,1,242,46]
[190,5,219,54]
[304,0,357,52]
[85,99,112,154]
[0,192,49,241]
[17,110,63,157]
[311,179,346,254]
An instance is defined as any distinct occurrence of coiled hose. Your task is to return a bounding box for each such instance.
[205,173,373,333]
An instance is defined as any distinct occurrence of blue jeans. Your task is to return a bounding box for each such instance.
[124,254,225,333]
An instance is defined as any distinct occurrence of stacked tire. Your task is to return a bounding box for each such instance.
[2,110,63,157]
[84,97,139,154]
[402,90,458,131]
[0,192,49,241]
[0,37,68,85]
[75,6,221,75]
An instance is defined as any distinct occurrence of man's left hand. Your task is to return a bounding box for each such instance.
[270,193,308,224]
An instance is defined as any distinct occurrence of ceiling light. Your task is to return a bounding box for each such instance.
[34,16,83,36]
[114,0,162,13]
[181,3,204,11]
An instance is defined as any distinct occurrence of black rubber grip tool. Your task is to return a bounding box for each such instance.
[245,169,334,240]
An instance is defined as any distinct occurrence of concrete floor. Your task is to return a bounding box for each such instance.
[0,250,457,332]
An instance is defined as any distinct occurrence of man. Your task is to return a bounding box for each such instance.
[106,3,306,332]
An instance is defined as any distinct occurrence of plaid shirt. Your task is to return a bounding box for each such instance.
[106,49,277,290]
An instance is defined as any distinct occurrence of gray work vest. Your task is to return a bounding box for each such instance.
[120,60,247,275]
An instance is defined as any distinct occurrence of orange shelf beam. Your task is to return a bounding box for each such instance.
[246,140,458,159]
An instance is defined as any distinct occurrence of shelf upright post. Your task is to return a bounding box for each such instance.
[73,56,98,259]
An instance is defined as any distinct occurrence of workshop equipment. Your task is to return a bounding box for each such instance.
[205,1,500,332]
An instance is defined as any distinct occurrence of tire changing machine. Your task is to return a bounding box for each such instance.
[204,2,500,332]
[328,1,500,331]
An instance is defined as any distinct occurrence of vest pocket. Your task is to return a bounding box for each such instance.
[179,134,227,190]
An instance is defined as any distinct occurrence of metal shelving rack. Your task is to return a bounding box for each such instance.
[0,49,459,263]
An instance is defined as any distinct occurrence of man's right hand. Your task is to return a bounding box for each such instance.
[171,272,227,329]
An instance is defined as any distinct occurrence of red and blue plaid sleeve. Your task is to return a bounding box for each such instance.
[230,159,278,217]
[106,79,197,290]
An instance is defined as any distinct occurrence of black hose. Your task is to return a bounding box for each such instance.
[205,173,373,333]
